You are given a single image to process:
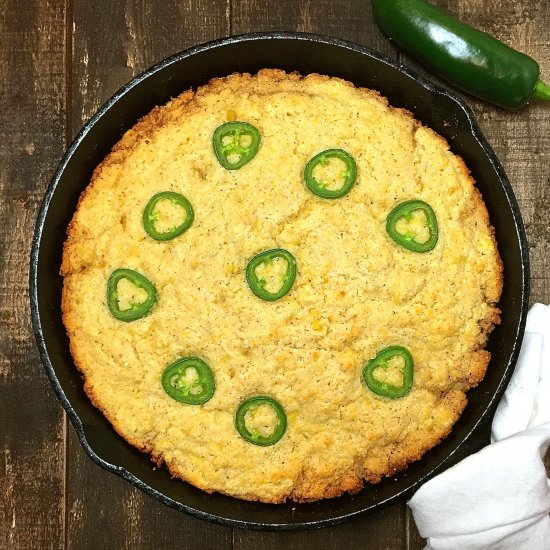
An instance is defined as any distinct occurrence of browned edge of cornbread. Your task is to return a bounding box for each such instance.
[60,69,503,503]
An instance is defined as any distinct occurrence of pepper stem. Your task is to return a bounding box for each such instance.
[532,79,550,102]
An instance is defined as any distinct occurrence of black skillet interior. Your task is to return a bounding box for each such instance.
[30,33,529,530]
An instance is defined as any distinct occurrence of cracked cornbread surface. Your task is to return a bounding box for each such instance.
[61,70,502,503]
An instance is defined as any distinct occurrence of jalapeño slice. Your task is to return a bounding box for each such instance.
[245,248,297,301]
[142,191,194,241]
[386,199,438,252]
[107,268,157,322]
[362,346,414,399]
[235,396,287,446]
[213,121,261,170]
[304,148,357,199]
[161,357,215,405]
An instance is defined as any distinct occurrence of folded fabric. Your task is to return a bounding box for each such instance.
[409,304,550,550]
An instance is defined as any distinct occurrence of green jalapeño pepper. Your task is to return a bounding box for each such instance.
[213,121,261,170]
[161,357,215,405]
[245,248,297,301]
[107,268,157,322]
[304,149,357,199]
[363,346,414,399]
[371,0,550,109]
[235,396,287,446]
[386,200,438,253]
[142,191,194,241]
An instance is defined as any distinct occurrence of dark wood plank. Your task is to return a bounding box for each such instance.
[455,0,550,306]
[231,1,410,547]
[70,0,230,129]
[232,1,549,548]
[1,0,543,548]
[391,0,550,545]
[234,506,406,550]
[231,0,395,55]
[0,1,67,548]
[393,1,550,545]
[422,0,550,307]
[406,507,425,550]
[461,0,550,487]
[65,2,232,549]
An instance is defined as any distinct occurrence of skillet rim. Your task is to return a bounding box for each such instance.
[29,31,530,531]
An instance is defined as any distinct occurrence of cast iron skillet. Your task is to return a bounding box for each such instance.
[30,32,529,530]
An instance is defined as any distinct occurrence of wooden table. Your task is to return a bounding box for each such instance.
[1,0,548,548]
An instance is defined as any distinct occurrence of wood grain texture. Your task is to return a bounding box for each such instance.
[0,0,548,548]
[66,2,232,549]
[383,0,550,304]
[459,0,550,306]
[231,1,415,548]
[233,506,406,550]
[0,1,67,548]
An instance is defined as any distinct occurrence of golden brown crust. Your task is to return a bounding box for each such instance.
[61,69,503,503]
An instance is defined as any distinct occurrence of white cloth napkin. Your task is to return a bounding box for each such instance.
[409,304,550,550]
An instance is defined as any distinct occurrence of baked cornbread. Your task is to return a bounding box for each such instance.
[61,69,502,503]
